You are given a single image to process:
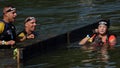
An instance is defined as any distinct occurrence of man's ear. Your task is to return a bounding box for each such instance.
[25,22,28,27]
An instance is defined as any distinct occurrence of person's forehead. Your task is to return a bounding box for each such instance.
[98,24,107,27]
[28,19,36,23]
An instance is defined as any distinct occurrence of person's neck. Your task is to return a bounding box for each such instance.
[3,17,9,23]
[99,34,107,38]
[25,28,32,35]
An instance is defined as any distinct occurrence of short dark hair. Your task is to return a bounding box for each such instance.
[3,5,16,14]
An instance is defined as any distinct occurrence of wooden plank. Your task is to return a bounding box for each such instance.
[19,23,98,62]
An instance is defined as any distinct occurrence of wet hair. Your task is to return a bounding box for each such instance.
[25,17,36,23]
[97,19,110,28]
[3,5,16,14]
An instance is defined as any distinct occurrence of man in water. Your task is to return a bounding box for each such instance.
[0,5,17,67]
[0,5,17,46]
[17,17,37,42]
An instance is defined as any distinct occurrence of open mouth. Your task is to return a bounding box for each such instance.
[13,17,16,19]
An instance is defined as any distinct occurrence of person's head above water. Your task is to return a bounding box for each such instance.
[94,19,110,35]
[3,5,17,23]
[24,17,37,32]
[97,19,110,28]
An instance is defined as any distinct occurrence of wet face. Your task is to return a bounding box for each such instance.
[98,24,107,35]
[4,7,17,22]
[25,19,37,32]
[6,10,17,22]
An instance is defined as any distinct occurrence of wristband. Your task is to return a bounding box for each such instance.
[86,34,90,38]
[2,40,7,45]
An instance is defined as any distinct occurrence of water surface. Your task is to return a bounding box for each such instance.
[0,0,120,68]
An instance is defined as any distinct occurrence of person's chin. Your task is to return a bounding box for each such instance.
[100,33,105,35]
[31,29,35,31]
[11,19,15,22]
[32,28,35,30]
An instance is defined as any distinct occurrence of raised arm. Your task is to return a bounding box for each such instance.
[79,35,90,45]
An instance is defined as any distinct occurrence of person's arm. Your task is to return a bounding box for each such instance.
[0,22,15,45]
[109,35,117,49]
[16,32,26,42]
[0,40,15,45]
[27,34,35,39]
[79,35,90,45]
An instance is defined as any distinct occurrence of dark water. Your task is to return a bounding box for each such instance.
[25,48,120,68]
[0,0,120,68]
